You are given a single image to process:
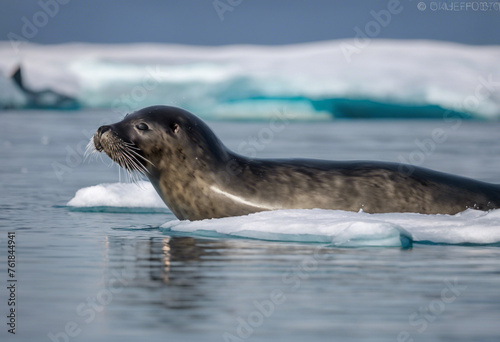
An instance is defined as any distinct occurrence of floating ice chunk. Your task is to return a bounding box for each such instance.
[161,208,500,246]
[378,209,500,245]
[67,181,164,208]
[161,209,412,248]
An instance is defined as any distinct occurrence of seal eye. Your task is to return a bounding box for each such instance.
[170,123,180,134]
[136,123,149,131]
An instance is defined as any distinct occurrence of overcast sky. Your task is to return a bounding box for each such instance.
[1,0,499,46]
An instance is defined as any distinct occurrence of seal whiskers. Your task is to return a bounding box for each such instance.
[92,128,154,185]
[84,138,101,162]
[114,143,149,184]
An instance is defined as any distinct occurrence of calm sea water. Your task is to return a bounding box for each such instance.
[1,110,500,342]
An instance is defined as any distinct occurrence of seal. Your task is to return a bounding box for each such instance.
[92,105,500,220]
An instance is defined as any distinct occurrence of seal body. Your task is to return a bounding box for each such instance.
[93,105,500,220]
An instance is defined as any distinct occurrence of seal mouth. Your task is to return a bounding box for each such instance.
[87,126,154,180]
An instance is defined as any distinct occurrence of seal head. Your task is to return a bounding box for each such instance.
[93,106,241,219]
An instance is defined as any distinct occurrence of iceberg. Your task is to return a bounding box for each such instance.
[2,40,499,119]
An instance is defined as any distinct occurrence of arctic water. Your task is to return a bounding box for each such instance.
[1,110,500,342]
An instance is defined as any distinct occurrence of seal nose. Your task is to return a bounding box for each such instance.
[94,125,112,152]
[97,125,111,136]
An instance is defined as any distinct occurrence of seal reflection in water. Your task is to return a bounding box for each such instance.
[92,105,500,221]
